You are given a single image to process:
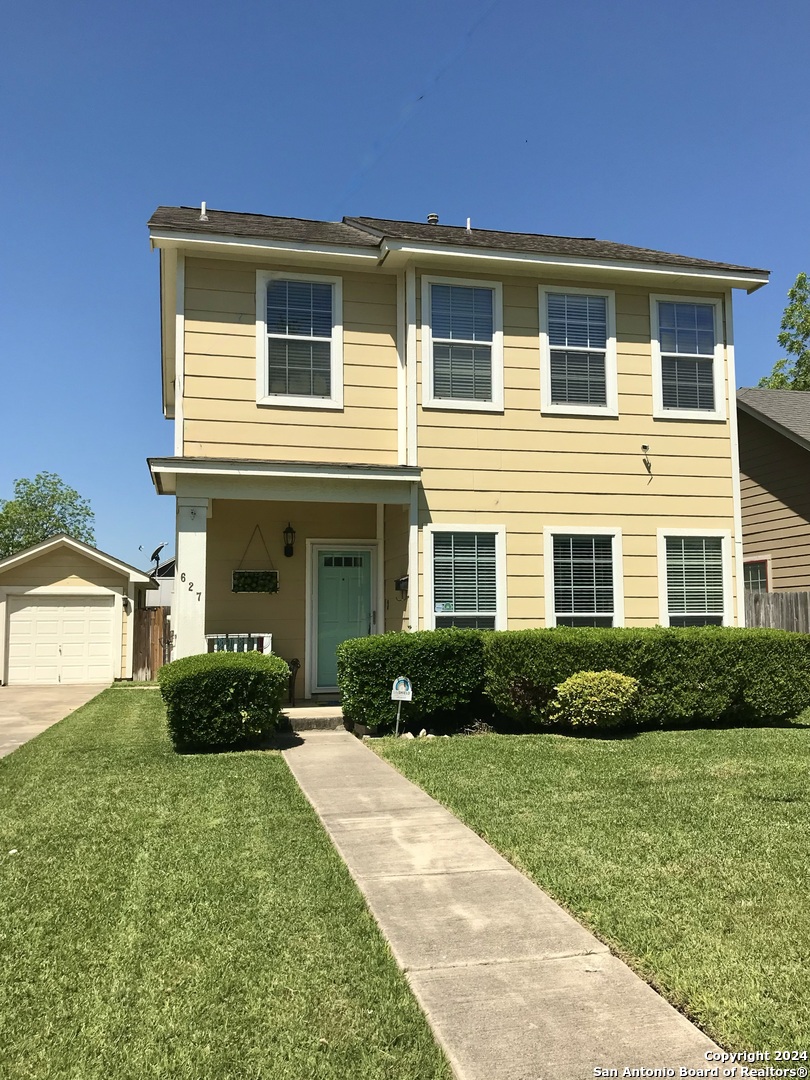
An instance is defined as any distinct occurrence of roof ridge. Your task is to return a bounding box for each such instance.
[345,214,598,243]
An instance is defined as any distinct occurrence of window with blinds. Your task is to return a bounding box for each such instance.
[658,302,716,411]
[433,532,497,628]
[666,536,724,625]
[266,279,334,397]
[430,284,494,401]
[547,293,608,406]
[552,534,615,627]
[743,559,768,592]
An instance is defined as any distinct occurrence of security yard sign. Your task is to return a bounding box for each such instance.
[391,676,412,736]
[391,676,413,701]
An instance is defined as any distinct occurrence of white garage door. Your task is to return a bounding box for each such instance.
[7,595,116,685]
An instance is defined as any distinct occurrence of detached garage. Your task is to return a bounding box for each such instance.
[0,535,155,685]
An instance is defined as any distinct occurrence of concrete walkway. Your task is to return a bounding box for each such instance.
[285,731,720,1080]
[0,684,107,757]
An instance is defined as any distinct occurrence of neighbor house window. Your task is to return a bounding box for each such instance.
[422,277,503,411]
[743,559,769,592]
[664,535,726,625]
[428,528,505,629]
[548,532,619,627]
[651,297,724,419]
[256,271,343,408]
[540,289,617,415]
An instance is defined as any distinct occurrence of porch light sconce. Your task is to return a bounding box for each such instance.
[283,523,296,558]
[395,575,409,600]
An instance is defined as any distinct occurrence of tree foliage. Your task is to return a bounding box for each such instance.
[0,472,95,559]
[758,271,810,390]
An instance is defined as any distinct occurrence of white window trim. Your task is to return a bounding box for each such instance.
[421,275,504,413]
[543,526,624,628]
[656,529,733,626]
[255,270,344,410]
[743,554,772,592]
[650,294,726,422]
[539,286,618,418]
[423,524,507,630]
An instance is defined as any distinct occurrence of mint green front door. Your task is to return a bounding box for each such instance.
[315,548,373,689]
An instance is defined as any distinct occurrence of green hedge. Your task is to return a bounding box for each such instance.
[158,652,290,750]
[336,629,487,730]
[485,627,810,727]
[337,626,810,732]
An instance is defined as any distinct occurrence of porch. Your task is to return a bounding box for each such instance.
[149,458,419,699]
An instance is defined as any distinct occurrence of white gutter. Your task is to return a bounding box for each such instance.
[378,239,769,292]
[149,229,380,262]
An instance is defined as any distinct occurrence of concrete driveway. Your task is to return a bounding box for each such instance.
[0,684,108,757]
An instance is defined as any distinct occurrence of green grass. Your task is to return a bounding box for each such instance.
[0,690,450,1080]
[377,725,810,1051]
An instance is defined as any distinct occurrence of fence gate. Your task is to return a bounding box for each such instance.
[745,590,810,633]
[133,607,171,680]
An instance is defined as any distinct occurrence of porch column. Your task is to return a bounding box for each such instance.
[174,497,209,658]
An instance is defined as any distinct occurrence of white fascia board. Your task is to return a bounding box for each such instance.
[149,458,421,496]
[378,239,769,292]
[150,458,420,482]
[0,535,155,584]
[160,248,177,419]
[149,229,380,264]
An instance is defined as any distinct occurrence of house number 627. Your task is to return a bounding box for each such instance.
[180,572,202,601]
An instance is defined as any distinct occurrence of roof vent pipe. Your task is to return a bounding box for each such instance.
[200,201,208,222]
[427,213,439,225]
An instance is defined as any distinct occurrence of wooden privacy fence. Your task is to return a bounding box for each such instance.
[133,607,171,680]
[745,590,810,633]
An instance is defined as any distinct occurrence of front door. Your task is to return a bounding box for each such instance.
[313,546,374,691]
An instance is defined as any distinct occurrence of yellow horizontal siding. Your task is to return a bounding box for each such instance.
[0,550,127,590]
[183,257,400,465]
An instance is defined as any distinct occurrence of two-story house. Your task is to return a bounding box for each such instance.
[147,207,768,699]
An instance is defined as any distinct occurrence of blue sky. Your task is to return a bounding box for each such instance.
[2,0,808,568]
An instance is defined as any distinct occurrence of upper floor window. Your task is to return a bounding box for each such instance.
[544,528,624,627]
[659,532,730,626]
[255,271,343,409]
[540,288,618,416]
[422,276,503,412]
[651,296,725,421]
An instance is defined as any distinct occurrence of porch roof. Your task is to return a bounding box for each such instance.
[148,456,420,504]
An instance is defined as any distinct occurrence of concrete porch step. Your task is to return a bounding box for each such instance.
[280,704,345,732]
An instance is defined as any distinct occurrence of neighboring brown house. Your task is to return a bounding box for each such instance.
[737,388,810,591]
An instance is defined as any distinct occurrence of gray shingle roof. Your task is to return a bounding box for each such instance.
[737,387,810,448]
[149,206,769,276]
[148,206,380,248]
[345,217,768,275]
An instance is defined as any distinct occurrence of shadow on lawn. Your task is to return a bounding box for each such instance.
[174,731,305,755]
[390,710,810,743]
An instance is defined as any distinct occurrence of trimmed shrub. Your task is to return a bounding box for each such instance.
[551,670,639,730]
[485,626,810,728]
[158,651,290,750]
[337,629,487,731]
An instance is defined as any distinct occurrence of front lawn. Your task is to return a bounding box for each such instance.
[0,689,450,1080]
[377,725,810,1051]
